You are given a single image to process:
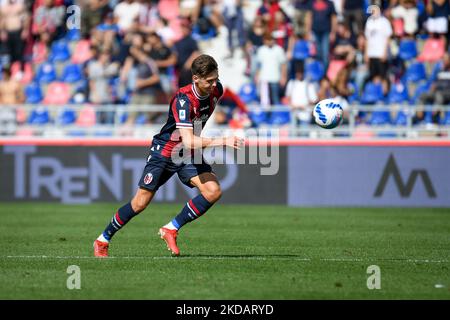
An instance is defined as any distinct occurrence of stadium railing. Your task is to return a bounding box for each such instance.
[0,104,449,139]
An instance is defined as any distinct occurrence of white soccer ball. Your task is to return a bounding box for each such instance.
[313,99,343,129]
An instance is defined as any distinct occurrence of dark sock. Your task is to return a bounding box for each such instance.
[102,202,138,241]
[171,194,213,230]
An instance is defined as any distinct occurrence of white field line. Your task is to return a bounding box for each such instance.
[2,255,449,263]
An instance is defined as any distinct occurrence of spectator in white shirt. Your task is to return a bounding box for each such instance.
[364,5,392,94]
[285,67,318,125]
[389,0,419,38]
[255,33,287,107]
[113,0,141,33]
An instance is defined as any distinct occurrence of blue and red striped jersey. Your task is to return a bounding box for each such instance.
[152,81,224,158]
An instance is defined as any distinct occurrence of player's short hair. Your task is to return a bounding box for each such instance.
[1,67,11,77]
[263,32,273,42]
[191,54,218,78]
[148,31,161,40]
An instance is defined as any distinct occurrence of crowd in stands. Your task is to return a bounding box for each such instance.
[0,0,449,135]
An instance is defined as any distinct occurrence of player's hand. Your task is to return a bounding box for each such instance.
[224,136,244,149]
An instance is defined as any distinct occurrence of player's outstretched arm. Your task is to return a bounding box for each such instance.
[179,128,244,150]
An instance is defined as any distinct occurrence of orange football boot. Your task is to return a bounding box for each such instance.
[93,240,109,258]
[158,227,180,256]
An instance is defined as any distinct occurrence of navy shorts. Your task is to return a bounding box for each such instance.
[138,148,213,191]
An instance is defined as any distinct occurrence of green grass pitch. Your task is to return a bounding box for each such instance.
[0,203,449,299]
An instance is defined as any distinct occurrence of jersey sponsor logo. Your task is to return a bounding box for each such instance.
[179,99,186,107]
[200,105,209,111]
[179,109,186,120]
[193,114,210,122]
[144,173,153,185]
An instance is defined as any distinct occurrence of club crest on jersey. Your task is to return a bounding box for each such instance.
[179,109,186,120]
[144,173,153,185]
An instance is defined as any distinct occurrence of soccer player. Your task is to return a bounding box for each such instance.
[93,54,243,257]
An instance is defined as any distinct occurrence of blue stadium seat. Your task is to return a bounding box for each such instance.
[347,82,359,103]
[422,110,434,124]
[65,28,81,42]
[268,110,291,125]
[192,24,217,41]
[369,110,391,125]
[440,111,450,125]
[305,60,324,82]
[58,107,77,125]
[249,109,268,126]
[361,82,384,104]
[417,0,426,14]
[28,107,51,124]
[119,112,128,123]
[392,110,408,126]
[24,82,43,104]
[35,62,57,83]
[388,82,409,104]
[135,113,147,124]
[410,81,431,104]
[405,62,427,83]
[428,60,443,83]
[239,83,258,103]
[398,40,417,60]
[293,40,310,60]
[49,40,71,62]
[60,64,83,83]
